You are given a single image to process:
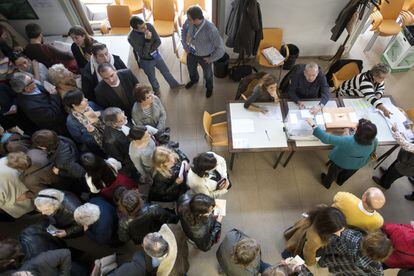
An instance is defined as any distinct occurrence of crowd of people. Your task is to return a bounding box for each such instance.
[0,4,413,276]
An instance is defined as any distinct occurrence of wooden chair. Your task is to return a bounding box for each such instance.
[364,0,405,52]
[203,111,228,149]
[106,5,131,35]
[256,28,288,82]
[332,62,361,91]
[121,0,145,15]
[174,44,188,83]
[178,0,207,27]
[153,0,177,51]
[405,107,414,122]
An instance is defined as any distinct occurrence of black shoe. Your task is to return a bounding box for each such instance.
[409,176,414,185]
[185,81,196,89]
[206,89,213,98]
[379,166,387,174]
[404,193,414,201]
[153,87,160,96]
[320,173,331,189]
[372,176,389,189]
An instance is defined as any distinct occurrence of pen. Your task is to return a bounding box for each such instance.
[265,130,270,141]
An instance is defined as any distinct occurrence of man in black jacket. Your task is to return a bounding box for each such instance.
[95,63,138,118]
[102,107,138,179]
[80,43,127,101]
[10,72,68,135]
[128,16,181,93]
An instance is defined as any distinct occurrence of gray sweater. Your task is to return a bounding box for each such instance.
[132,95,167,131]
[128,23,161,61]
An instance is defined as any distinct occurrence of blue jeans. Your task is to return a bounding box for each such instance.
[139,55,180,90]
[187,53,213,91]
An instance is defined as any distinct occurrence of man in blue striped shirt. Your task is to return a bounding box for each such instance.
[181,6,225,98]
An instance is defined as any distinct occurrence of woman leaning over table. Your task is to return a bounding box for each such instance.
[243,73,279,114]
[306,117,378,189]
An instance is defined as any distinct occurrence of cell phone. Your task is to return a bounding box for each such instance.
[217,178,226,189]
[46,225,58,235]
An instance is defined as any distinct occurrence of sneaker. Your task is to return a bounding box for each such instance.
[409,176,414,185]
[379,167,387,174]
[372,176,388,189]
[404,193,414,201]
[153,87,160,96]
[171,84,185,90]
[206,89,213,98]
[320,173,331,189]
[185,81,196,89]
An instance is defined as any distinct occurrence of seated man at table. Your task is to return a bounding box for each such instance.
[338,63,392,118]
[287,63,330,115]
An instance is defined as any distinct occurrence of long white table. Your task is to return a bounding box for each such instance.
[227,102,289,170]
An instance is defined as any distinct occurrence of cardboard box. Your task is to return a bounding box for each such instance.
[323,107,358,129]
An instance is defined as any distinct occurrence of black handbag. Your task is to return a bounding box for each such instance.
[229,64,258,82]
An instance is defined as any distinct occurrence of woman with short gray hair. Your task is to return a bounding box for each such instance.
[35,189,83,239]
[339,63,392,117]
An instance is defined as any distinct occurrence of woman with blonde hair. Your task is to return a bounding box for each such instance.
[148,146,190,202]
[243,74,279,114]
[48,64,79,98]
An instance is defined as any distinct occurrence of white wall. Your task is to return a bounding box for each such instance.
[9,0,73,38]
[224,0,350,57]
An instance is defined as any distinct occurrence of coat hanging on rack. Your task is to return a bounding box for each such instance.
[225,0,263,57]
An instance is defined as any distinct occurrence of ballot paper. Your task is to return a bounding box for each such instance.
[214,199,226,216]
[289,113,299,124]
[300,110,312,118]
[315,114,324,125]
[323,113,332,123]
[349,112,358,123]
[232,119,255,133]
[233,138,249,148]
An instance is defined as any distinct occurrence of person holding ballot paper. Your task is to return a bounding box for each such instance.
[306,117,378,189]
[243,74,279,114]
[287,63,330,115]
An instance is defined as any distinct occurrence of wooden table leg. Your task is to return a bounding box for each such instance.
[229,153,235,171]
[273,152,285,169]
[283,151,295,167]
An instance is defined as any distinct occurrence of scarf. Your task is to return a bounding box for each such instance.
[72,105,105,146]
[90,53,114,82]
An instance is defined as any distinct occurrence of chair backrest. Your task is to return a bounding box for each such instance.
[203,111,213,141]
[405,108,414,122]
[258,28,283,52]
[403,0,414,11]
[379,0,405,20]
[107,5,131,28]
[184,0,206,11]
[333,62,361,82]
[143,0,152,11]
[122,0,144,11]
[153,0,175,21]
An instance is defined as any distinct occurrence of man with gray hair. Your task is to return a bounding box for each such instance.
[74,196,118,246]
[339,63,392,118]
[110,223,189,276]
[287,63,330,115]
[102,107,138,179]
[10,72,67,135]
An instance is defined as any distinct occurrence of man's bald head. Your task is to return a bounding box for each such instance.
[362,187,386,211]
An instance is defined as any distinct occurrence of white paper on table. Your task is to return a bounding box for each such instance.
[349,112,358,123]
[214,199,226,216]
[232,119,255,133]
[315,114,324,125]
[233,138,248,148]
[323,113,333,123]
[300,110,312,118]
[289,113,299,124]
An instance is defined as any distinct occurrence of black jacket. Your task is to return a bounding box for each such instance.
[19,224,67,260]
[103,125,138,179]
[177,193,222,252]
[149,149,189,202]
[80,54,127,101]
[17,249,72,276]
[16,85,67,135]
[47,191,83,239]
[49,136,86,180]
[118,203,178,244]
[95,69,138,118]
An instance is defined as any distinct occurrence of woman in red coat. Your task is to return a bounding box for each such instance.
[382,223,414,269]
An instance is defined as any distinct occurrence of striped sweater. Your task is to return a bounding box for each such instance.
[339,71,384,108]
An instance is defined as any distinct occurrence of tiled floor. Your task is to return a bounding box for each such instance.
[1,29,412,275]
